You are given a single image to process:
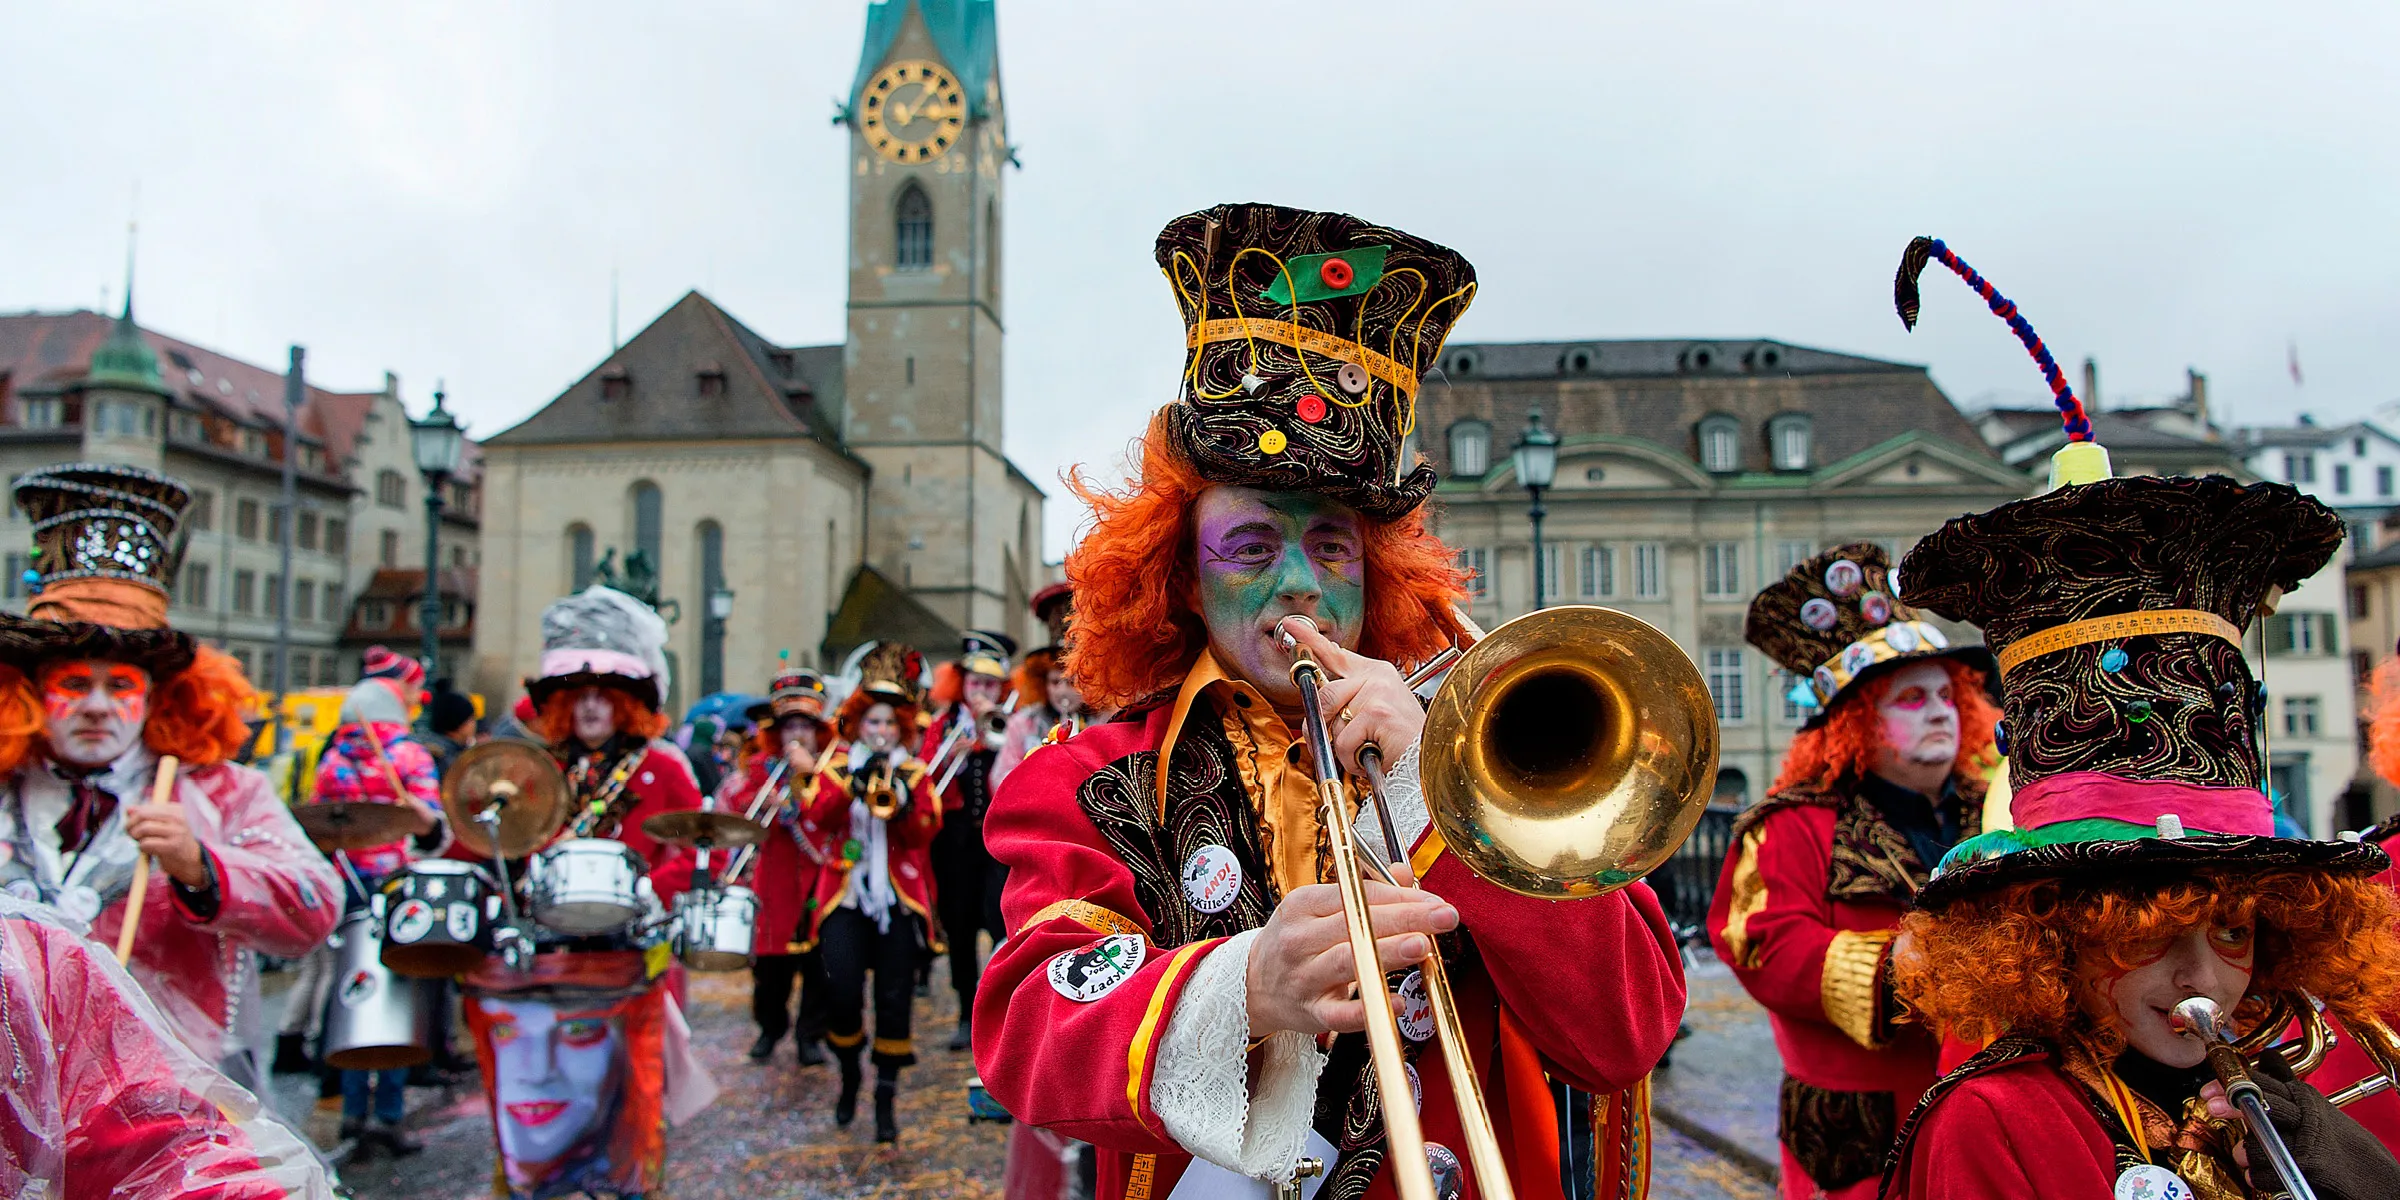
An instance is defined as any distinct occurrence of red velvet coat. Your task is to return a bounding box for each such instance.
[458,740,703,907]
[2313,856,2400,1154]
[974,703,1685,1200]
[1879,1046,2125,1198]
[716,755,835,954]
[796,745,941,947]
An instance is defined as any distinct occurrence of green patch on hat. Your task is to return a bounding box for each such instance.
[1935,818,2161,876]
[1261,245,1389,305]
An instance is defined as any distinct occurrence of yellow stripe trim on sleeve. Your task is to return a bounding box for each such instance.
[1124,940,1214,1134]
[1719,827,1771,970]
[1410,826,1448,882]
[1019,898,1145,940]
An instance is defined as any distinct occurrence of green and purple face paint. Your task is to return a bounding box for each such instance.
[1191,485,1366,704]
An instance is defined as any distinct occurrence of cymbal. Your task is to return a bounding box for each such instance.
[442,739,569,859]
[293,802,419,852]
[640,809,766,850]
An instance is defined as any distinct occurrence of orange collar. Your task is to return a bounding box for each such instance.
[1154,650,1282,820]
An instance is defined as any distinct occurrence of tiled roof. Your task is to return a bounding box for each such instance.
[1436,338,1913,383]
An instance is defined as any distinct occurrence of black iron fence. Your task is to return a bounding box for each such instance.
[1646,806,1740,945]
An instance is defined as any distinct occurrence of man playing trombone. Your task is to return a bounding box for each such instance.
[977,204,1685,1200]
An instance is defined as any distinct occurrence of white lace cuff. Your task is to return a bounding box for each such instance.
[1151,929,1328,1180]
[1353,738,1430,866]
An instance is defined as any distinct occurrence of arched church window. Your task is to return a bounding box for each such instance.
[896,185,933,271]
[631,482,663,567]
[569,524,595,590]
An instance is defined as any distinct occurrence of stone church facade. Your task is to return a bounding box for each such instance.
[471,0,1043,711]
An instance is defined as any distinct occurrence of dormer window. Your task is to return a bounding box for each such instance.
[696,361,727,399]
[1697,415,1741,473]
[1448,420,1492,477]
[1450,351,1478,377]
[769,350,795,376]
[601,366,631,402]
[1768,413,1813,471]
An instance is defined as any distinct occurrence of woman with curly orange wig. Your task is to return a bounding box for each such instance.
[979,203,1688,1200]
[0,461,341,1068]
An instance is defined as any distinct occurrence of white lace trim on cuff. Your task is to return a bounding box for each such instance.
[1150,928,1328,1180]
[1352,738,1430,866]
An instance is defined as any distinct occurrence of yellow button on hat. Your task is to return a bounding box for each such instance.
[1258,429,1288,455]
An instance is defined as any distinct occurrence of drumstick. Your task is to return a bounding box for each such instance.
[115,755,180,966]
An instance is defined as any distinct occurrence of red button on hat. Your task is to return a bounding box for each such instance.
[1296,394,1328,424]
[1319,257,1354,290]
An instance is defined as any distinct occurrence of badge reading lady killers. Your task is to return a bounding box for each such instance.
[2113,1165,2193,1200]
[1047,934,1148,1002]
[1180,844,1242,914]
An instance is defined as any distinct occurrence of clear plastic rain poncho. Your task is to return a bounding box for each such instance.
[0,893,332,1200]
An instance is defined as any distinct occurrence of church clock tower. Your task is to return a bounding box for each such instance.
[840,0,1037,641]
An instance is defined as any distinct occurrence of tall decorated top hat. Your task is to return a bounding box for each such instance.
[959,630,1016,681]
[525,585,671,712]
[854,641,925,710]
[1746,541,1991,726]
[748,652,830,727]
[1154,203,1477,520]
[1889,237,2386,905]
[2,463,196,675]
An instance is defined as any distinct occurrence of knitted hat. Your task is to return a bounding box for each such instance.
[361,645,426,696]
[524,585,671,711]
[0,463,197,676]
[1153,203,1476,520]
[427,687,478,735]
[1891,237,2385,905]
[1744,542,1991,725]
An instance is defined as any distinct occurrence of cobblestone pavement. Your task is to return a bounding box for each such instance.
[1650,955,1780,1183]
[255,952,1781,1199]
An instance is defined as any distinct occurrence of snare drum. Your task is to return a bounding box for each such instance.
[321,901,432,1071]
[528,838,649,935]
[381,859,499,977]
[674,885,759,971]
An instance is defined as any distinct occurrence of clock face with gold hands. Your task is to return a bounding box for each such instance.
[860,60,966,163]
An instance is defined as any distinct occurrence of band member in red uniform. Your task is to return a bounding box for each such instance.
[1878,238,2400,1200]
[728,660,835,1066]
[800,643,941,1142]
[1709,544,1997,1199]
[0,464,339,1088]
[995,639,1087,785]
[975,204,1683,1200]
[927,630,1014,1050]
[460,585,714,1200]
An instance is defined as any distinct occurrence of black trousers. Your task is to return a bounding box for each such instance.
[931,817,1009,1014]
[750,949,828,1044]
[820,905,923,1072]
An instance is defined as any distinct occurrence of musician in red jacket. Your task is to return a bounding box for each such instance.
[975,204,1683,1200]
[1707,544,1997,1199]
[1878,240,2400,1200]
[924,629,1015,1050]
[726,661,836,1066]
[799,642,942,1142]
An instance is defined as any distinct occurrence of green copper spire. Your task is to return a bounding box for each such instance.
[86,233,164,394]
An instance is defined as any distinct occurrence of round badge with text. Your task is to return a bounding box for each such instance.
[446,903,479,942]
[1824,559,1864,598]
[1181,844,1243,915]
[1396,970,1434,1042]
[2112,1164,2194,1200]
[1048,934,1148,1003]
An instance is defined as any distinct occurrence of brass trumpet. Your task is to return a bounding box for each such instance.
[852,746,908,821]
[1282,606,1718,1200]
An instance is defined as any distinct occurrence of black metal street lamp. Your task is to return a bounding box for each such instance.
[1513,407,1559,611]
[410,386,465,682]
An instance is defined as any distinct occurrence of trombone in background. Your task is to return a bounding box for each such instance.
[1281,605,1718,1200]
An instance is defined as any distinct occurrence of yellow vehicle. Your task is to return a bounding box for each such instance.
[249,687,486,805]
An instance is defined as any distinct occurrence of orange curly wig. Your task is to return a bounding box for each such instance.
[1895,867,2400,1057]
[0,646,260,776]
[531,687,669,745]
[1772,658,2000,793]
[834,689,921,747]
[1063,409,1469,711]
[1014,647,1059,709]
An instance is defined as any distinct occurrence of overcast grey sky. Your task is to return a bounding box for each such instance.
[9,1,2395,558]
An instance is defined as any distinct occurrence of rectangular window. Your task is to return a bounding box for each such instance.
[267,505,286,546]
[189,490,215,532]
[298,512,319,551]
[1779,671,1813,723]
[1705,648,1746,722]
[2283,695,2323,739]
[2355,650,2375,687]
[233,647,254,679]
[379,529,400,568]
[233,570,257,615]
[295,580,315,622]
[1703,541,1742,599]
[1578,544,1614,599]
[1777,540,1815,574]
[2354,585,2372,620]
[236,499,260,541]
[2381,466,2393,498]
[1633,543,1665,599]
[19,398,61,429]
[1,554,24,601]
[1458,548,1488,600]
[2265,612,2339,656]
[2336,464,2352,495]
[183,563,211,610]
[325,518,348,556]
[1534,544,1562,605]
[326,584,345,627]
[263,574,281,619]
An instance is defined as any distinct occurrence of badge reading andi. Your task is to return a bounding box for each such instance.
[1181,844,1242,914]
[1396,969,1434,1042]
[2113,1164,2193,1200]
[1048,934,1147,1002]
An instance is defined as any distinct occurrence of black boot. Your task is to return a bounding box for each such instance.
[947,1018,972,1052]
[795,1035,826,1067]
[370,1117,423,1156]
[834,1045,863,1127]
[874,1078,899,1143]
[747,1031,781,1062]
[271,1032,312,1074]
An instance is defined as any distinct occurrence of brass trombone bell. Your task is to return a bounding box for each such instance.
[1421,606,1720,899]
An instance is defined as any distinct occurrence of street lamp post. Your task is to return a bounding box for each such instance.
[1513,406,1559,611]
[410,387,465,684]
[704,586,735,696]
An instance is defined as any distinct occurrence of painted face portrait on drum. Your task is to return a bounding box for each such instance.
[485,996,626,1178]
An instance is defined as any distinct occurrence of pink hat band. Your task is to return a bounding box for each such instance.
[2008,772,2274,838]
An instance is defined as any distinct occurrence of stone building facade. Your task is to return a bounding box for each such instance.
[472,0,1043,709]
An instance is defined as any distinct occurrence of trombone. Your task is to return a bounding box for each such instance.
[1279,607,1718,1200]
